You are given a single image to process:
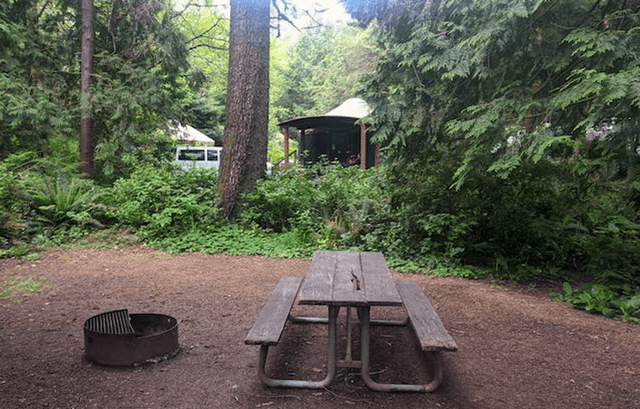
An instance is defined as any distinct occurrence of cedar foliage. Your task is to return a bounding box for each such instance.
[346,0,640,312]
[361,0,640,184]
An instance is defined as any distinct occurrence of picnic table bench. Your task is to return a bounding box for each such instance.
[244,251,457,392]
[396,280,458,352]
[244,276,303,346]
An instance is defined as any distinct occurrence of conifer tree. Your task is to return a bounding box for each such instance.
[217,0,270,218]
[80,0,95,177]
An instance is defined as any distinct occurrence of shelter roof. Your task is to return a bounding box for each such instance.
[278,98,371,129]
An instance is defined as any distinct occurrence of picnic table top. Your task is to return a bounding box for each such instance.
[298,251,403,307]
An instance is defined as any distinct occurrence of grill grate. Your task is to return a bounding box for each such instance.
[84,309,135,335]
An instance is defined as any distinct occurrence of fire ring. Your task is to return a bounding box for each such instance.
[84,309,180,366]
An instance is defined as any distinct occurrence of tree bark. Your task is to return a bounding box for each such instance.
[80,0,95,177]
[217,0,270,218]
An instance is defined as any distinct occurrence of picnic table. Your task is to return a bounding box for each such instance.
[245,251,457,392]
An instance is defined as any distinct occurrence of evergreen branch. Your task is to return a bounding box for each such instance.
[188,43,227,52]
[271,0,300,36]
[35,0,52,25]
[186,17,226,46]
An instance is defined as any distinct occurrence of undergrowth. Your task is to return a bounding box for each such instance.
[1,157,639,323]
[147,225,315,259]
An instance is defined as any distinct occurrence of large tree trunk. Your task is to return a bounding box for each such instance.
[80,0,95,177]
[217,0,270,218]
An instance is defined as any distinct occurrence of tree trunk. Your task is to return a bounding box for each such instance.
[80,0,95,177]
[217,0,270,218]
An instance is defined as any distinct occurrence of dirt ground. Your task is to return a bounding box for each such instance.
[1,246,639,409]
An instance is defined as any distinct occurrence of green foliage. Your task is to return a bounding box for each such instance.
[239,163,477,274]
[240,168,317,233]
[90,53,182,183]
[2,168,107,250]
[342,0,640,321]
[2,0,639,326]
[176,6,229,144]
[107,165,219,239]
[0,154,25,241]
[0,68,76,156]
[1,0,204,181]
[0,246,28,260]
[20,173,105,229]
[364,0,640,186]
[240,163,389,247]
[0,0,79,154]
[556,281,640,323]
[149,225,313,259]
[1,153,92,245]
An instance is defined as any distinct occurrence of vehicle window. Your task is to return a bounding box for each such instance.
[178,149,205,161]
[207,150,219,161]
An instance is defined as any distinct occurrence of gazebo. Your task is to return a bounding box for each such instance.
[278,98,379,169]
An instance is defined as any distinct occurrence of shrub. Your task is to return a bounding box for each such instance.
[241,163,390,248]
[0,153,38,243]
[107,165,219,239]
[556,281,640,323]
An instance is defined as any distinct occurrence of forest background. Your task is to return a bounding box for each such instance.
[1,0,639,323]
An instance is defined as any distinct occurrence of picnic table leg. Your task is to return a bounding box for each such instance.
[257,305,339,389]
[360,307,443,393]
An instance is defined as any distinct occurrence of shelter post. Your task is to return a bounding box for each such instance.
[299,128,305,166]
[282,126,290,170]
[360,124,367,169]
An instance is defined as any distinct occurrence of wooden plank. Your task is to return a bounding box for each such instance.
[360,252,402,306]
[245,277,303,346]
[331,251,367,305]
[300,251,402,307]
[299,251,336,305]
[396,281,458,352]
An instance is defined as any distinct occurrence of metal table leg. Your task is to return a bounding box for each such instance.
[360,307,443,392]
[257,305,339,389]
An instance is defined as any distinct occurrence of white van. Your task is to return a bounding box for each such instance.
[175,147,222,170]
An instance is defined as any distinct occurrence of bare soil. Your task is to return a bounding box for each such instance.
[1,246,639,409]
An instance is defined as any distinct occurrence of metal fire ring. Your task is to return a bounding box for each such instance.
[84,309,180,366]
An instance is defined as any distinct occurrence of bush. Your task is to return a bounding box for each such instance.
[107,165,219,239]
[556,281,640,323]
[241,163,389,248]
[0,158,20,243]
[564,187,640,283]
[240,167,317,233]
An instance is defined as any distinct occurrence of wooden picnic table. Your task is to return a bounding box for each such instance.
[245,251,457,392]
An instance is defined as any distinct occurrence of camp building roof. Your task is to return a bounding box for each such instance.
[278,98,371,129]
